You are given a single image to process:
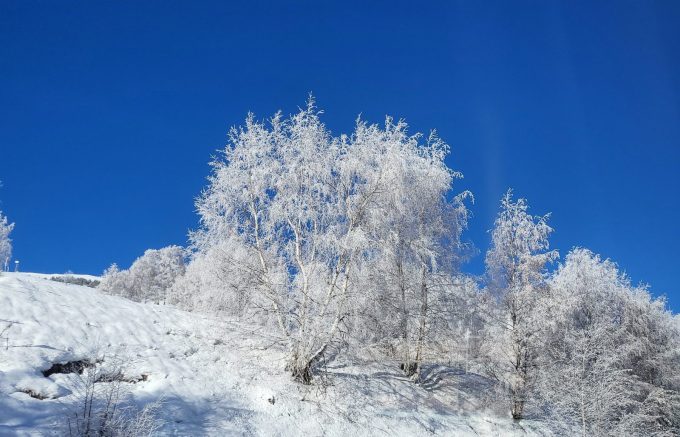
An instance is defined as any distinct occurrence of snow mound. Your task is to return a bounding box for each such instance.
[0,273,548,436]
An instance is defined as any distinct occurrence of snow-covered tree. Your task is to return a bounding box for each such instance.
[191,97,469,383]
[355,130,471,380]
[539,248,680,436]
[538,249,635,435]
[99,246,185,304]
[615,283,680,436]
[169,237,257,315]
[128,246,185,304]
[99,263,128,294]
[0,211,14,272]
[483,189,558,419]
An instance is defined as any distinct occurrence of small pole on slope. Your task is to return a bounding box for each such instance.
[14,260,19,272]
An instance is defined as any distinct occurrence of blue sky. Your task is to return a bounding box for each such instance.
[1,1,678,309]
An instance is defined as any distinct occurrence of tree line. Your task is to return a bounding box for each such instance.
[98,99,680,436]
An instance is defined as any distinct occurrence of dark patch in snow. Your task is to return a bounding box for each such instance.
[42,360,94,377]
[18,388,49,400]
[49,275,100,288]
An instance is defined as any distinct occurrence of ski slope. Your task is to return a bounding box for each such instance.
[0,273,549,436]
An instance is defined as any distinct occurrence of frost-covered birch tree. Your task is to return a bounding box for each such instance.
[192,97,468,382]
[484,189,558,419]
[357,126,470,380]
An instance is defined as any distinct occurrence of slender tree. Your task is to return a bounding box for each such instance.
[0,211,14,272]
[484,189,558,419]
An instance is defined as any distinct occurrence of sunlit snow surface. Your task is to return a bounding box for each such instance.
[0,273,549,436]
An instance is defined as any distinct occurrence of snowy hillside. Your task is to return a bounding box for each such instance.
[0,273,547,436]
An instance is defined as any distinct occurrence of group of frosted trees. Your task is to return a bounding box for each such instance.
[99,246,185,304]
[98,100,679,435]
[482,193,679,435]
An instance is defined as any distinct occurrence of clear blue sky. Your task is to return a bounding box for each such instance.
[1,1,678,309]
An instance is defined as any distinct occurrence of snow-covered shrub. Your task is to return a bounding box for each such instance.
[99,246,185,304]
[51,275,101,288]
[66,364,163,436]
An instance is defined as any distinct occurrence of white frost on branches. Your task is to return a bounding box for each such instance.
[538,249,680,436]
[0,211,14,272]
[188,97,470,382]
[99,246,185,304]
[483,190,558,419]
[87,99,679,435]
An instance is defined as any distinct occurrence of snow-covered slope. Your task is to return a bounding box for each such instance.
[0,273,548,436]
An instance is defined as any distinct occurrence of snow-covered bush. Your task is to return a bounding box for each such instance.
[51,275,101,288]
[99,246,185,304]
[66,363,163,436]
